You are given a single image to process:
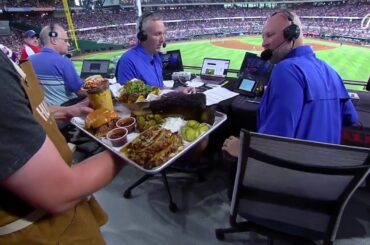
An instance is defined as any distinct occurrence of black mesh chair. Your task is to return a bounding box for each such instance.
[216,129,370,245]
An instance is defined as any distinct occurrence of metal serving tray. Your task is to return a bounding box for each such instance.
[71,108,227,174]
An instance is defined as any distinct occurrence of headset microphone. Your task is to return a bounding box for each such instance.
[162,42,167,48]
[260,39,287,61]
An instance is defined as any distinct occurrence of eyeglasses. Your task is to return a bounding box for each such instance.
[57,37,70,44]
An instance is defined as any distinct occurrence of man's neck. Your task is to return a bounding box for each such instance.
[139,43,155,57]
[43,45,58,53]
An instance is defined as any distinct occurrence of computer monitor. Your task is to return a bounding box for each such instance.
[80,59,111,79]
[160,50,183,80]
[235,52,274,97]
[239,52,274,84]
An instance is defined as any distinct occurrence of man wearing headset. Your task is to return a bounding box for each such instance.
[29,24,86,106]
[115,12,165,88]
[115,12,195,94]
[223,11,358,157]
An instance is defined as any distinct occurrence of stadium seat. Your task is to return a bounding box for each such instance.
[216,129,370,245]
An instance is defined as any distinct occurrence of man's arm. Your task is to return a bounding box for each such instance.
[61,58,84,95]
[49,98,93,123]
[342,99,358,126]
[116,56,137,85]
[0,52,124,215]
[1,136,125,214]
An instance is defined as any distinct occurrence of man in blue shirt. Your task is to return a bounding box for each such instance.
[115,12,165,89]
[29,24,86,106]
[223,10,358,157]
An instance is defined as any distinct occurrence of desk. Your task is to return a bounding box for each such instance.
[222,79,370,129]
[191,78,370,148]
[342,90,370,147]
[352,91,370,129]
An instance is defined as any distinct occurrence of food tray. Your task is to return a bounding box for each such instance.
[71,109,227,174]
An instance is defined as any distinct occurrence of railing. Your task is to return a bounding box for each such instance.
[183,65,368,87]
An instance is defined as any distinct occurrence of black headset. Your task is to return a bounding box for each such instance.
[136,12,154,42]
[48,23,58,38]
[272,10,300,42]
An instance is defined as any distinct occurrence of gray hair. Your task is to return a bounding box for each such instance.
[39,23,63,47]
[136,12,162,35]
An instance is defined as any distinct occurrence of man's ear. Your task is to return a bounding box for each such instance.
[49,37,57,45]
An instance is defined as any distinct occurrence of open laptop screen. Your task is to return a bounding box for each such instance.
[201,58,230,78]
[80,59,110,79]
[159,50,183,79]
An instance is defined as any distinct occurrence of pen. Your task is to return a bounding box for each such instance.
[220,81,229,87]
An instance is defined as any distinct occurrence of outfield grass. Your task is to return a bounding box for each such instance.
[73,37,370,90]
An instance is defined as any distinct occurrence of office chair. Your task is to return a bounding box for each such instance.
[216,129,370,245]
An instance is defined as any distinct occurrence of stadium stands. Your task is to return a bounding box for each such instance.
[0,1,369,58]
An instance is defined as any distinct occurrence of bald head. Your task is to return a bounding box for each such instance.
[262,10,304,63]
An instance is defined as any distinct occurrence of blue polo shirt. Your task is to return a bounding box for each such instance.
[258,45,358,144]
[115,44,164,89]
[29,48,83,106]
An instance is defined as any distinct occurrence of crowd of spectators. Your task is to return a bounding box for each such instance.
[74,17,368,42]
[1,0,367,8]
[1,1,369,56]
[9,3,370,30]
[0,29,22,56]
[0,0,64,8]
[136,0,370,4]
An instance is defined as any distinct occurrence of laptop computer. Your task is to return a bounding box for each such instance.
[159,50,184,80]
[199,58,230,84]
[80,59,111,79]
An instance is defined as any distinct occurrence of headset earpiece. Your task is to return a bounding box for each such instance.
[272,10,300,42]
[48,24,58,38]
[137,30,147,42]
[283,23,300,42]
[137,12,154,42]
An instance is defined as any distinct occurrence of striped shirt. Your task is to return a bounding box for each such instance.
[29,48,82,106]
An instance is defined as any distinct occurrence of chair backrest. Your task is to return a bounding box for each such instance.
[230,129,370,242]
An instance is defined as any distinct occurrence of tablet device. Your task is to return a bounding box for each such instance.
[236,78,259,97]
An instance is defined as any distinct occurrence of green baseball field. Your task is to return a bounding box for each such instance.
[73,37,370,91]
